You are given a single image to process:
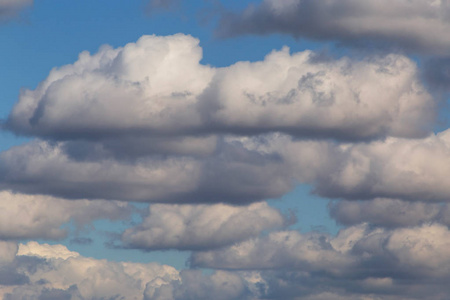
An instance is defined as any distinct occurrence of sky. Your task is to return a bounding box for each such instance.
[1,0,450,299]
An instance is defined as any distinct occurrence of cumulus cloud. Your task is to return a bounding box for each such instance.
[144,270,252,300]
[329,198,450,228]
[1,242,180,300]
[1,238,450,299]
[5,128,450,204]
[0,0,32,22]
[313,129,450,201]
[191,223,450,279]
[217,0,450,55]
[6,34,434,141]
[0,191,130,240]
[121,202,285,250]
[0,137,301,203]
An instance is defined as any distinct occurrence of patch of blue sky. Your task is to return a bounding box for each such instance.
[268,184,341,236]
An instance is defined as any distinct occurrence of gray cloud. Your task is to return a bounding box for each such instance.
[121,202,285,250]
[2,239,450,299]
[0,0,32,22]
[0,137,303,203]
[6,34,434,142]
[216,0,450,55]
[329,198,450,228]
[191,223,450,279]
[4,128,450,204]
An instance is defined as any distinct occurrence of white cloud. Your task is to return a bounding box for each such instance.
[121,202,285,250]
[0,191,130,240]
[314,129,450,201]
[2,242,180,300]
[18,242,79,260]
[6,34,434,141]
[217,0,450,55]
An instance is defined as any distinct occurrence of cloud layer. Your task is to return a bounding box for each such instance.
[217,0,450,55]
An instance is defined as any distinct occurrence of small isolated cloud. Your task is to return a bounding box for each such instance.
[146,0,181,14]
[216,0,450,55]
[6,34,434,141]
[0,191,130,240]
[0,0,32,22]
[121,202,285,250]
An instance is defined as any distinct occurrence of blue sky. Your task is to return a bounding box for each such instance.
[1,1,450,299]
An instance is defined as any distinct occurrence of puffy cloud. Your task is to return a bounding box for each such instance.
[2,238,450,299]
[0,137,301,203]
[217,0,450,55]
[5,128,450,204]
[1,242,180,300]
[0,0,32,22]
[17,242,79,260]
[191,223,450,279]
[6,34,434,141]
[144,270,252,300]
[190,229,354,272]
[329,198,450,227]
[0,191,130,240]
[314,129,450,201]
[121,202,285,250]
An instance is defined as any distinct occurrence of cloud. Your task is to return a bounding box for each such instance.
[329,198,450,228]
[144,270,252,300]
[2,238,450,299]
[17,242,80,260]
[146,0,181,14]
[4,128,450,204]
[121,202,285,250]
[0,137,300,203]
[6,34,434,141]
[0,191,130,240]
[0,0,32,22]
[191,223,450,279]
[1,241,180,300]
[313,129,450,201]
[216,0,450,55]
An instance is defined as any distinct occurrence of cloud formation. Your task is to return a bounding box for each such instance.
[0,191,130,240]
[0,0,32,22]
[6,34,434,141]
[329,198,450,228]
[192,223,450,279]
[121,202,285,250]
[1,242,180,300]
[217,0,450,55]
[313,129,450,201]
